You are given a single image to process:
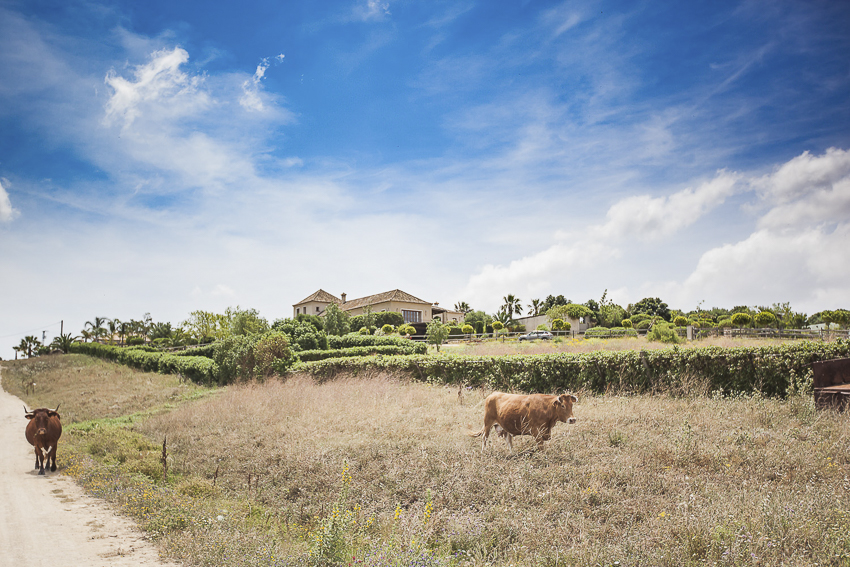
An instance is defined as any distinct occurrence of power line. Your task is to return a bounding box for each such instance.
[0,320,63,339]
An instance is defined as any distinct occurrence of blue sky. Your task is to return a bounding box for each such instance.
[1,0,850,356]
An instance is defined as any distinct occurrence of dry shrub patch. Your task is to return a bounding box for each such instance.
[5,356,850,566]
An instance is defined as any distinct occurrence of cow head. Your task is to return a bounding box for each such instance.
[553,394,578,424]
[24,407,60,436]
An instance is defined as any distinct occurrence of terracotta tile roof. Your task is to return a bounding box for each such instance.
[340,289,431,311]
[294,289,341,306]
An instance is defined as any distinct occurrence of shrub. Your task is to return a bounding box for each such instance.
[635,319,653,330]
[731,313,752,327]
[69,342,218,385]
[492,321,504,331]
[327,334,417,349]
[213,334,258,383]
[294,313,324,332]
[551,319,571,332]
[426,320,449,350]
[673,316,688,327]
[126,337,145,346]
[358,327,370,335]
[253,332,295,377]
[397,324,416,336]
[447,325,464,337]
[294,344,425,363]
[462,324,475,335]
[621,319,633,329]
[754,311,777,328]
[585,326,638,338]
[647,321,681,344]
[271,319,328,351]
[380,324,395,335]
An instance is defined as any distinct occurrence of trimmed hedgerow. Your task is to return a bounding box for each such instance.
[295,340,850,397]
[295,344,424,363]
[172,344,216,358]
[584,326,638,338]
[327,334,425,351]
[69,342,218,385]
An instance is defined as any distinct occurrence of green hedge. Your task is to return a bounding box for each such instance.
[295,344,425,363]
[295,340,850,397]
[585,326,639,338]
[327,334,425,351]
[69,342,219,385]
[172,344,216,358]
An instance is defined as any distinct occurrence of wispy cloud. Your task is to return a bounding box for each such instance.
[0,179,19,223]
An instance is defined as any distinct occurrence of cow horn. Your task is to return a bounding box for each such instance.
[53,403,60,413]
[23,405,30,414]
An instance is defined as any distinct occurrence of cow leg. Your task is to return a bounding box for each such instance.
[49,445,57,472]
[33,446,41,470]
[482,418,497,451]
[505,433,514,453]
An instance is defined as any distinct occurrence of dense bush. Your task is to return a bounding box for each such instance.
[212,334,258,383]
[126,337,145,346]
[585,326,638,338]
[462,324,475,335]
[295,313,324,332]
[253,332,295,376]
[271,319,328,351]
[327,334,422,350]
[294,344,424,363]
[673,316,688,327]
[447,325,464,337]
[296,340,850,398]
[551,319,570,332]
[731,313,752,327]
[381,324,395,334]
[173,344,216,358]
[754,311,777,328]
[359,327,371,335]
[647,321,681,344]
[397,324,416,336]
[621,319,633,329]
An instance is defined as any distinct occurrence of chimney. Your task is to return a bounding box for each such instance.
[341,293,347,304]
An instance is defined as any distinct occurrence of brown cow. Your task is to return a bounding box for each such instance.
[24,405,62,475]
[470,392,577,451]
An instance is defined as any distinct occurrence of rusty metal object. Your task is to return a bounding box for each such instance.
[813,357,850,410]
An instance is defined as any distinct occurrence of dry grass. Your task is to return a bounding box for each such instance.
[1,355,209,422]
[441,335,808,356]
[139,371,850,566]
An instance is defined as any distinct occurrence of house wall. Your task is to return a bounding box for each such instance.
[293,301,330,318]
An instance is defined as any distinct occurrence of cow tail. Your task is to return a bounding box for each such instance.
[468,427,485,438]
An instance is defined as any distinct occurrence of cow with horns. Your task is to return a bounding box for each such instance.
[24,405,62,475]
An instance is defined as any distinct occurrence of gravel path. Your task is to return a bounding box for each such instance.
[0,368,180,567]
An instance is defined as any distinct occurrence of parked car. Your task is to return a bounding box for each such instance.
[518,330,553,341]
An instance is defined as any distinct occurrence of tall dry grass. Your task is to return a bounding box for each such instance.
[1,355,208,422]
[139,371,850,566]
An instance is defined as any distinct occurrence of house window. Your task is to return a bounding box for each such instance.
[316,306,320,313]
[402,310,422,323]
[296,308,300,315]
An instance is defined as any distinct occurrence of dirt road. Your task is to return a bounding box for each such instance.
[0,372,179,567]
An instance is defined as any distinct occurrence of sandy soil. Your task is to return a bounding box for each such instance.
[0,369,180,567]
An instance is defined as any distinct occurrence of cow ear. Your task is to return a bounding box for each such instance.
[25,414,34,420]
[552,398,563,407]
[570,395,578,403]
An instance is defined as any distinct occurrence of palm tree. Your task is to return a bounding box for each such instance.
[85,316,109,343]
[454,301,472,314]
[528,299,542,317]
[107,318,120,344]
[12,345,20,360]
[50,333,78,354]
[80,329,94,342]
[20,336,41,357]
[118,321,131,346]
[502,294,523,321]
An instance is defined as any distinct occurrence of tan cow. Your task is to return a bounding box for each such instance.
[470,392,577,451]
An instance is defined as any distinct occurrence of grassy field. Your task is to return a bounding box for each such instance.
[3,352,850,566]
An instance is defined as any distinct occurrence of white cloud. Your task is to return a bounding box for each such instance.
[752,147,850,229]
[240,56,285,112]
[354,0,391,21]
[598,170,741,240]
[104,47,207,128]
[0,179,19,223]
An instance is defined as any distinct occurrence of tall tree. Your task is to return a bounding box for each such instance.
[323,302,350,336]
[528,299,542,317]
[85,316,109,342]
[454,301,472,314]
[502,294,523,321]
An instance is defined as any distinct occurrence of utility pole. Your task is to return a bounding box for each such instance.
[61,320,63,336]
